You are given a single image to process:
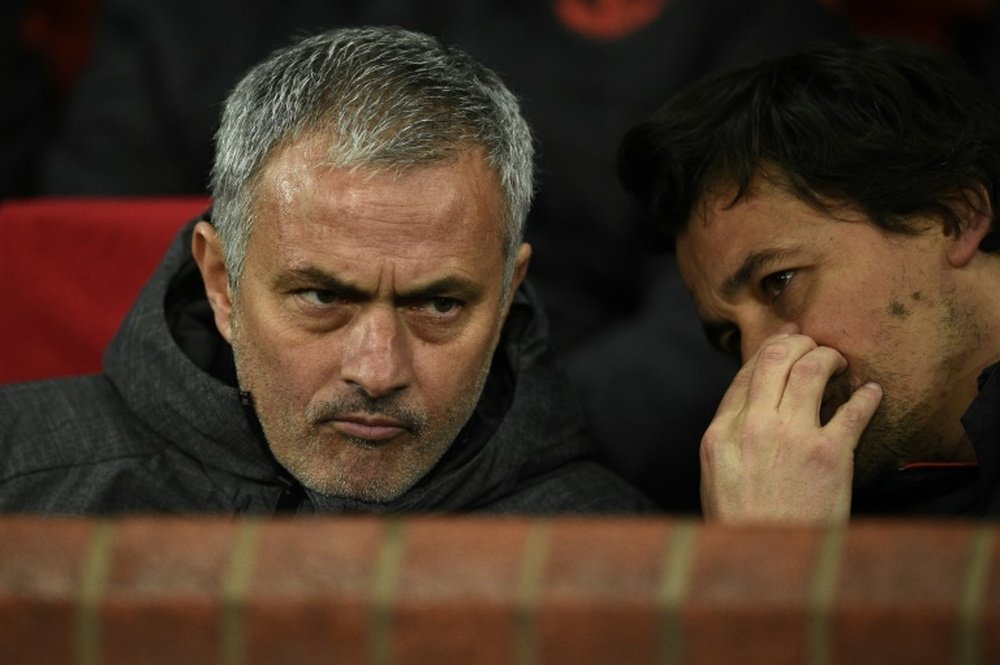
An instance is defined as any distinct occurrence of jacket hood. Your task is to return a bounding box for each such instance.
[104,216,598,513]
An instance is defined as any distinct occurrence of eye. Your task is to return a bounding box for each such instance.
[297,289,341,306]
[421,297,461,315]
[761,269,796,301]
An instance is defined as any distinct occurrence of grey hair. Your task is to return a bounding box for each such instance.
[210,26,534,296]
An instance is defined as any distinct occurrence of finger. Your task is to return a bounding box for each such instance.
[713,329,805,417]
[745,333,818,411]
[713,356,754,417]
[825,382,883,449]
[778,346,847,422]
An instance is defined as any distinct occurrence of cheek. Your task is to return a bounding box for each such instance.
[410,315,501,403]
[799,280,884,346]
[233,302,335,400]
[804,298,905,387]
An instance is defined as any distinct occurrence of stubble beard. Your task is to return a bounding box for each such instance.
[830,295,973,492]
[282,359,491,503]
[230,313,496,504]
[850,383,939,490]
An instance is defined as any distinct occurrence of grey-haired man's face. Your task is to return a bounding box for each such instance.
[201,136,530,502]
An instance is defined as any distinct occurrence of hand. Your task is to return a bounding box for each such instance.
[700,333,883,524]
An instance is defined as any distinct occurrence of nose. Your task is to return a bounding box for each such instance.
[340,305,412,398]
[739,317,801,362]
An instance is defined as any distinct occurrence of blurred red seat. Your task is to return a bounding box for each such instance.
[0,197,209,383]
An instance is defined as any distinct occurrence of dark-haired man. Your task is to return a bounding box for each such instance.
[619,38,1000,522]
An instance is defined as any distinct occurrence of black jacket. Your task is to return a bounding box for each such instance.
[853,362,1000,518]
[0,219,652,515]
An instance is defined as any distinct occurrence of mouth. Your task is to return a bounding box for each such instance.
[326,415,410,443]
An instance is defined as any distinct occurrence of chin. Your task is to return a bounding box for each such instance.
[850,407,920,493]
[298,470,414,503]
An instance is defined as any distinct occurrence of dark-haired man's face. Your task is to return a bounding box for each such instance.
[675,178,983,488]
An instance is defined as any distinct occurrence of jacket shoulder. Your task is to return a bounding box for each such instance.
[0,376,163,481]
[0,376,280,514]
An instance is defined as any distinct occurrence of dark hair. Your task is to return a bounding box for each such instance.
[618,38,1000,252]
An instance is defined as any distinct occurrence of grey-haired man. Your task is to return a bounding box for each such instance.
[0,27,651,514]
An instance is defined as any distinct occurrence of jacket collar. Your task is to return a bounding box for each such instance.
[852,362,1000,517]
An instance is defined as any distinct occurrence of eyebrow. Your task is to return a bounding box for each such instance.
[273,267,368,300]
[272,267,484,302]
[397,276,484,303]
[721,247,798,299]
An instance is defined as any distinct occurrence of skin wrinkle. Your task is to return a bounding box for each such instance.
[266,136,505,304]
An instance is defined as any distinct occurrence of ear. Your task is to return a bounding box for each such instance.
[191,221,235,343]
[502,243,532,316]
[511,242,532,293]
[947,185,994,268]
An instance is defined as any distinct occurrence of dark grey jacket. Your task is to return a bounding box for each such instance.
[0,219,652,515]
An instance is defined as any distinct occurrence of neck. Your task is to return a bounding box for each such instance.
[942,251,1000,460]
